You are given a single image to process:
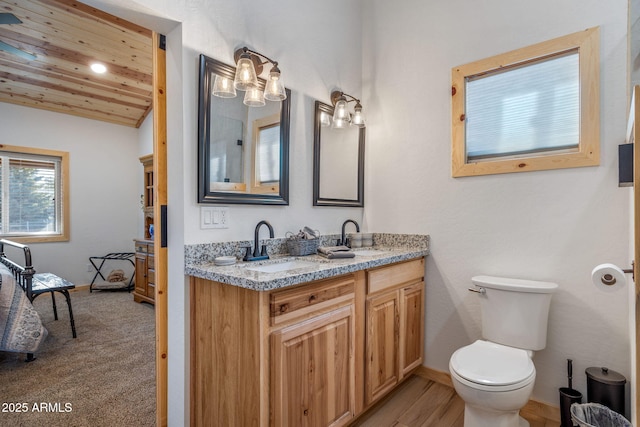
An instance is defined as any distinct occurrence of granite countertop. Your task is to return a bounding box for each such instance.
[185,233,430,292]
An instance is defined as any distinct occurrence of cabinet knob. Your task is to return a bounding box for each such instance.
[303,409,308,416]
[308,294,316,303]
[279,304,288,313]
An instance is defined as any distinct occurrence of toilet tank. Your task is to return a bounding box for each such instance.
[472,275,558,351]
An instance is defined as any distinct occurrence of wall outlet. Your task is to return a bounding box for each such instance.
[200,206,229,229]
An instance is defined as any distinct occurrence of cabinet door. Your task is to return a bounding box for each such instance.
[134,253,147,295]
[271,305,355,427]
[399,281,424,379]
[147,253,155,300]
[365,290,399,405]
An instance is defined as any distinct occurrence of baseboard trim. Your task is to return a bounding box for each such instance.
[415,366,561,424]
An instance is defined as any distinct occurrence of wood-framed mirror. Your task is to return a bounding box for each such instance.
[197,54,291,205]
[313,100,365,207]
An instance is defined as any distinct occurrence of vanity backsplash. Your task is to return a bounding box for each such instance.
[184,233,430,265]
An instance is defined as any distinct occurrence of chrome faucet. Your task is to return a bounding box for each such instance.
[338,219,360,247]
[244,220,275,261]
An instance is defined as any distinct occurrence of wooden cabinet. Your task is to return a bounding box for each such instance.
[189,256,425,427]
[271,305,355,427]
[270,276,356,427]
[365,258,425,406]
[140,154,154,240]
[366,289,400,403]
[191,274,357,427]
[133,239,155,304]
[400,282,425,377]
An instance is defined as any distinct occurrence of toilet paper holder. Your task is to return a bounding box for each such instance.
[600,268,636,286]
[601,265,633,285]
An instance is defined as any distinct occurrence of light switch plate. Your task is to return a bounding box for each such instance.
[200,206,229,229]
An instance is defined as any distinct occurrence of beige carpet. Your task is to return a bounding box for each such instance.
[0,288,155,426]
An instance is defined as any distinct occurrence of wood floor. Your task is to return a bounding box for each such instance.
[351,375,555,427]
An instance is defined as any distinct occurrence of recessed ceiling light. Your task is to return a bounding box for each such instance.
[90,63,107,74]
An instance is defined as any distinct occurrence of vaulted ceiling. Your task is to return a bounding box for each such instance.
[0,0,153,128]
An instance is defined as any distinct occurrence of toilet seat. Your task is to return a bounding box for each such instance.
[450,340,535,391]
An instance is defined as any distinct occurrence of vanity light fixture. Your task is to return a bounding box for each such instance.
[229,46,286,106]
[243,87,266,107]
[331,91,366,128]
[212,74,236,98]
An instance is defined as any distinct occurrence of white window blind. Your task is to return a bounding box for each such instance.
[0,152,61,236]
[465,50,580,161]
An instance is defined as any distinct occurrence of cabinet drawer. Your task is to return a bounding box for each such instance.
[367,258,424,295]
[147,269,155,285]
[135,242,148,253]
[270,275,355,326]
[147,244,155,254]
[147,254,155,269]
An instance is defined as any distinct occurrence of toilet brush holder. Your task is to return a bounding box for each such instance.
[560,359,583,427]
[559,387,582,427]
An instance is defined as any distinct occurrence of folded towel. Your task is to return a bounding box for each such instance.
[107,269,127,282]
[319,251,355,259]
[318,245,351,254]
[317,246,355,259]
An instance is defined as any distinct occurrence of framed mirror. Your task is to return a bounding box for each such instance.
[313,100,365,207]
[198,54,291,204]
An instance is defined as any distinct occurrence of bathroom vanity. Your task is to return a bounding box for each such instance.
[186,234,429,426]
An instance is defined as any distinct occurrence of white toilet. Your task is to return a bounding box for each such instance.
[449,275,558,427]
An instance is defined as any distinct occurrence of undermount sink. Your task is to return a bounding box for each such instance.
[244,260,318,273]
[354,249,390,256]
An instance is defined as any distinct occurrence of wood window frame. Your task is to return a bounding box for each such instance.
[0,144,70,243]
[451,27,600,177]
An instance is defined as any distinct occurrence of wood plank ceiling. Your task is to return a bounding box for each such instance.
[0,0,153,128]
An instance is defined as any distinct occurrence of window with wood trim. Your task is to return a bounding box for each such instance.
[451,27,600,177]
[0,145,69,242]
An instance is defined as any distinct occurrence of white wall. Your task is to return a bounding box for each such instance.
[0,103,140,286]
[87,1,367,425]
[363,0,631,409]
[83,0,634,423]
[174,0,366,245]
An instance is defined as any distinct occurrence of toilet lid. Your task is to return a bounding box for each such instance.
[450,340,535,386]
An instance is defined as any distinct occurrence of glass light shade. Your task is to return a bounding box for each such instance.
[351,105,365,127]
[234,54,258,91]
[264,69,287,101]
[332,99,351,123]
[331,116,350,129]
[243,88,265,107]
[212,75,236,98]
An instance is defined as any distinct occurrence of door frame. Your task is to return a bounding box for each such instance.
[631,85,639,427]
[152,32,168,427]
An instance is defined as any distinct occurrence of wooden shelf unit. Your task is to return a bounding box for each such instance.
[140,154,154,240]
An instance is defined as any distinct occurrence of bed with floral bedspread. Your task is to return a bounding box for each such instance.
[0,264,47,356]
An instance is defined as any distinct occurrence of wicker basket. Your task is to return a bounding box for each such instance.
[287,238,319,256]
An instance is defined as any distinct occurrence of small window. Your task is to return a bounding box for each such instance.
[0,145,69,242]
[452,27,600,177]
